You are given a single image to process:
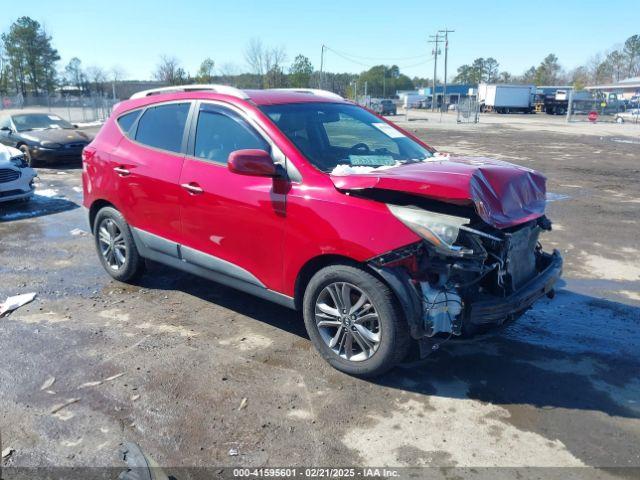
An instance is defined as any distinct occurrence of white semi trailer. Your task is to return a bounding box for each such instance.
[478,83,536,113]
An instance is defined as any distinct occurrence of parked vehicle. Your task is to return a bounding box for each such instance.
[0,112,91,166]
[0,144,36,203]
[372,99,397,116]
[478,83,535,113]
[82,85,562,377]
[543,90,625,115]
[615,108,640,123]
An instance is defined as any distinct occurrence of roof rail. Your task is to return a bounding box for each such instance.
[273,88,343,100]
[130,84,249,100]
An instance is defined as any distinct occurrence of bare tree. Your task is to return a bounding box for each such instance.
[154,55,186,85]
[86,65,107,94]
[218,62,239,77]
[110,65,126,83]
[244,38,265,75]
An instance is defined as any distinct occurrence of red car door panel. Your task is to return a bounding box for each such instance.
[179,104,286,292]
[110,102,192,244]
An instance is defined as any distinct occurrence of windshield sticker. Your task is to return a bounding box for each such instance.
[372,122,405,138]
[349,155,396,166]
[47,115,60,121]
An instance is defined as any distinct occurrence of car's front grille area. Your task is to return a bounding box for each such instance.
[505,224,540,289]
[0,168,20,183]
[64,143,86,149]
[0,189,24,197]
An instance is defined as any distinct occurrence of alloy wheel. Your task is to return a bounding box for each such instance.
[314,282,381,362]
[98,218,127,270]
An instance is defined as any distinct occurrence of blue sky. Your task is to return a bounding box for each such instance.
[6,0,638,81]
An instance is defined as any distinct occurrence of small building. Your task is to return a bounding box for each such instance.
[419,84,474,105]
[585,77,640,100]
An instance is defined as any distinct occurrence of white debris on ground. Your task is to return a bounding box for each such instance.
[0,292,37,317]
[35,188,60,198]
[70,228,88,236]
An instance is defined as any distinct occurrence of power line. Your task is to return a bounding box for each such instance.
[324,46,431,62]
[325,46,434,71]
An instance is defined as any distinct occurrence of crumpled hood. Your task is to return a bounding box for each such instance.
[330,156,547,229]
[0,144,23,166]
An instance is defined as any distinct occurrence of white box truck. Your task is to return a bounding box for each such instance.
[478,83,535,113]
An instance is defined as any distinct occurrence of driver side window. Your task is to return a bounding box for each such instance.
[194,108,268,164]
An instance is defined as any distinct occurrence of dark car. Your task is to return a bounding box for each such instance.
[0,112,91,166]
[372,99,397,115]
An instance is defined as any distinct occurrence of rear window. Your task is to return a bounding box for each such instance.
[135,103,190,153]
[117,110,140,136]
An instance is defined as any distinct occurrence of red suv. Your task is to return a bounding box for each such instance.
[82,86,562,377]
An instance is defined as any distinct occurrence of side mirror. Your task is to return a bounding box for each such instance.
[228,149,277,177]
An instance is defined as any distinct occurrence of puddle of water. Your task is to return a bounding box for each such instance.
[546,192,571,203]
[611,137,640,145]
[503,286,640,358]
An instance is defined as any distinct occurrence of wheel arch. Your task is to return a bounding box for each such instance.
[293,253,403,312]
[88,199,117,231]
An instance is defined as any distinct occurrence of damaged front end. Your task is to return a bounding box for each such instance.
[368,202,562,341]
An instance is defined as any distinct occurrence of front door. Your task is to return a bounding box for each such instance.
[179,103,287,292]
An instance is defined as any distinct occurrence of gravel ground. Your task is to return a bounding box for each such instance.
[0,119,639,479]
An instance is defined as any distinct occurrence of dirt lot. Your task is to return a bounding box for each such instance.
[1,117,639,478]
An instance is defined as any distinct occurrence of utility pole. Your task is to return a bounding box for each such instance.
[439,29,454,111]
[428,33,441,112]
[319,44,326,89]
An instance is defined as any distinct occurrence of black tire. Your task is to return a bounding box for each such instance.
[302,264,411,377]
[93,206,145,282]
[18,144,33,167]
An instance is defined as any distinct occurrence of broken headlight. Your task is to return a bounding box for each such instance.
[387,204,469,255]
[10,155,27,168]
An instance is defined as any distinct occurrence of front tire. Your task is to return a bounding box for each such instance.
[302,265,411,377]
[93,207,145,282]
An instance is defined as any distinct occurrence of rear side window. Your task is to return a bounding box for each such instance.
[135,103,190,153]
[117,110,140,137]
[194,109,268,164]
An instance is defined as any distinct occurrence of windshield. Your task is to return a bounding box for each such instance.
[12,114,74,132]
[260,102,433,173]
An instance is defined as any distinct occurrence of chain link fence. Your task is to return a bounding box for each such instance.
[1,93,118,124]
[456,97,480,124]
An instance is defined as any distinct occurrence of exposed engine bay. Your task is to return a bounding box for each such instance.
[365,191,563,340]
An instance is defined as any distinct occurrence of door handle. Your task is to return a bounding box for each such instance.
[113,166,130,176]
[181,183,204,194]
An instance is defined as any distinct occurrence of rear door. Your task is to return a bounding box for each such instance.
[109,101,193,246]
[178,102,287,292]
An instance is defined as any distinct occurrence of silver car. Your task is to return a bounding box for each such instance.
[0,144,37,203]
[615,108,640,124]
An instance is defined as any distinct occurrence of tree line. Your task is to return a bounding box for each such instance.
[1,15,639,100]
[152,38,417,98]
[454,35,640,87]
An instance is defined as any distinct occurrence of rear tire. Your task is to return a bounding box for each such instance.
[302,264,411,377]
[93,207,145,282]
